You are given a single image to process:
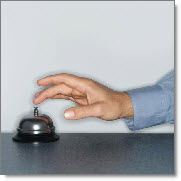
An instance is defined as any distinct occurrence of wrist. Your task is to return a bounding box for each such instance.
[117,92,134,119]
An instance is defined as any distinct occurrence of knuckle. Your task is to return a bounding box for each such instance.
[60,73,69,79]
[87,78,94,84]
[85,78,95,88]
[60,73,68,76]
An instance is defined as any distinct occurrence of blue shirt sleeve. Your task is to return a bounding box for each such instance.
[125,70,174,131]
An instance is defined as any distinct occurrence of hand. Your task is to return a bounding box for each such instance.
[33,73,134,120]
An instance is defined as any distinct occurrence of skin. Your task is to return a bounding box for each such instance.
[33,73,134,120]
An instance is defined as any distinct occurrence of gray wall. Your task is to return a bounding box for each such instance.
[1,1,174,133]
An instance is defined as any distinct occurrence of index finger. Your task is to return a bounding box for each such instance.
[37,73,89,92]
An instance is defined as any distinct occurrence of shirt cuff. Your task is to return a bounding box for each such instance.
[125,85,169,131]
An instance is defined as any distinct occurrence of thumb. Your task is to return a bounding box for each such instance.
[64,103,102,120]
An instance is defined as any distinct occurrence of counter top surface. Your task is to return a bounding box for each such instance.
[1,133,174,175]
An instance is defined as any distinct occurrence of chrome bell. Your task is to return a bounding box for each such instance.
[12,107,59,143]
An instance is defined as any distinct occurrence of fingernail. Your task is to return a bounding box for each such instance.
[33,99,38,104]
[37,80,42,85]
[64,110,75,119]
[34,96,41,103]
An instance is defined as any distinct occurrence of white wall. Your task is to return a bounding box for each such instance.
[1,1,174,133]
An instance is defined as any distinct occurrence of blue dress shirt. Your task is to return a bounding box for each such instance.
[125,70,174,130]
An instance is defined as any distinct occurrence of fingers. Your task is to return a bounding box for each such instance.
[33,83,73,104]
[64,103,103,120]
[51,94,70,100]
[51,94,76,102]
[37,73,92,92]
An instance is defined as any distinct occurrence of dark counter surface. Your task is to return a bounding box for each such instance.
[1,133,174,175]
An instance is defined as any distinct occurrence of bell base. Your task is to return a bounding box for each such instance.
[12,132,59,143]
